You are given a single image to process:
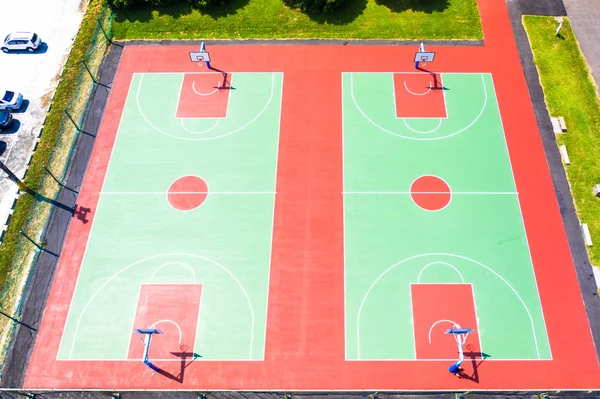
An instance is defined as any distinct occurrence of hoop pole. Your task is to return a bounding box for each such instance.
[199,42,211,68]
[142,333,152,365]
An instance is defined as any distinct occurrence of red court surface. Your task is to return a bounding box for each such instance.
[411,284,480,360]
[127,284,202,360]
[394,73,446,118]
[24,0,600,391]
[176,73,229,118]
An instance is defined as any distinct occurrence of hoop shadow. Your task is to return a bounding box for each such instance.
[148,350,202,383]
[208,66,236,90]
[456,350,491,383]
[415,66,449,91]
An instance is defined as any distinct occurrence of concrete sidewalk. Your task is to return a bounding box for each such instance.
[563,0,600,96]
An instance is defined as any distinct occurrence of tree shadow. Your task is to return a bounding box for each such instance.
[374,0,449,13]
[283,0,368,25]
[112,3,193,24]
[112,0,251,24]
[196,0,252,20]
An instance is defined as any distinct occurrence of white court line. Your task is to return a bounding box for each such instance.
[402,118,442,135]
[417,262,465,284]
[489,75,552,360]
[151,319,183,343]
[149,262,197,283]
[260,74,284,359]
[136,73,276,141]
[180,118,221,134]
[349,73,488,141]
[192,80,221,96]
[355,253,542,360]
[427,319,458,344]
[404,80,432,96]
[55,357,548,362]
[67,253,256,360]
[341,73,350,359]
[343,191,518,195]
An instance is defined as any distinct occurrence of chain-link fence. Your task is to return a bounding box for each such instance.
[0,4,113,377]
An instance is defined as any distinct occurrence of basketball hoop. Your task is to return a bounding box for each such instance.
[414,51,435,69]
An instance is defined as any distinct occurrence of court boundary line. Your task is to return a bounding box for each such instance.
[63,253,258,361]
[261,73,284,357]
[489,75,553,361]
[342,72,349,360]
[101,191,276,195]
[348,72,488,141]
[135,72,279,141]
[353,253,544,360]
[55,77,141,360]
[343,191,518,195]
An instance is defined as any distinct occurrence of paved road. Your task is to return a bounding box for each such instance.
[563,0,600,96]
[0,0,85,242]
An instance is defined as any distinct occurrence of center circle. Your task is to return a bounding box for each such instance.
[167,176,208,211]
[409,175,452,211]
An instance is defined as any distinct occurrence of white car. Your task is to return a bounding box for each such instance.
[1,32,41,53]
[0,91,23,110]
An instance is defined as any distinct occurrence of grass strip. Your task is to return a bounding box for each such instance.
[523,16,600,265]
[112,0,482,40]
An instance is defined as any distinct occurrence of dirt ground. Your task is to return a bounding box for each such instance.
[0,0,86,244]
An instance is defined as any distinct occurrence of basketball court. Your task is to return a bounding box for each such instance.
[23,0,600,391]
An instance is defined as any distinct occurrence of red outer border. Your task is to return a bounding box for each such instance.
[24,0,600,390]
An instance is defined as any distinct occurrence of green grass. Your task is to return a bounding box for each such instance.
[112,0,482,40]
[523,16,600,265]
[0,0,107,287]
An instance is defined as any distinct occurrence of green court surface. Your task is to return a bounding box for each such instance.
[342,72,551,360]
[57,72,283,360]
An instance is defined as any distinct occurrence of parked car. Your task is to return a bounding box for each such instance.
[0,91,23,110]
[0,111,13,130]
[1,32,41,53]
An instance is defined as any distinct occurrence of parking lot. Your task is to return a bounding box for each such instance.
[0,0,85,242]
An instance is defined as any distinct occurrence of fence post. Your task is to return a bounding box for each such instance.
[81,59,99,85]
[96,16,112,43]
[19,230,45,252]
[64,109,82,132]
